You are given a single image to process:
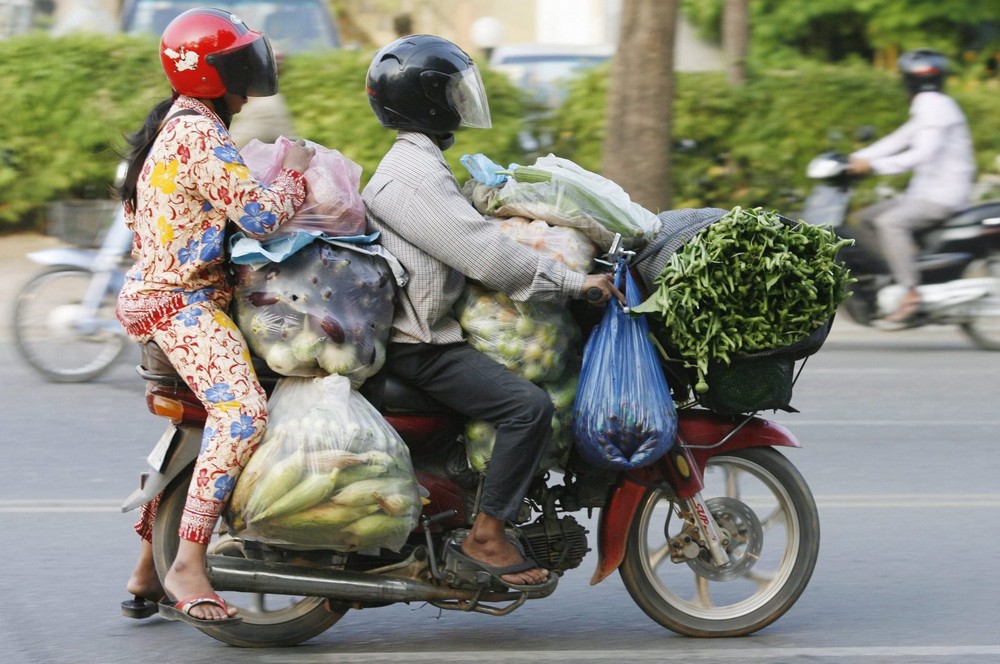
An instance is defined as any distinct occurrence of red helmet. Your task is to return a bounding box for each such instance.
[159,7,278,99]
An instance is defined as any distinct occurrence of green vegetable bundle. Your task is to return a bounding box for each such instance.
[632,206,854,393]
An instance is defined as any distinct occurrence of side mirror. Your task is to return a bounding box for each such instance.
[855,125,876,143]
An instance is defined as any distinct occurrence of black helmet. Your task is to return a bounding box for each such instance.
[366,34,492,134]
[898,49,949,95]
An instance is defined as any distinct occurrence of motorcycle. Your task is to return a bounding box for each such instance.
[121,240,820,647]
[13,199,132,382]
[802,151,1000,348]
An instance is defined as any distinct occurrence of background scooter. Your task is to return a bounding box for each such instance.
[800,151,1000,349]
[13,201,132,382]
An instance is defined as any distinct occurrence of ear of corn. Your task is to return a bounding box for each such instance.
[250,468,340,524]
[241,445,306,520]
[264,502,380,529]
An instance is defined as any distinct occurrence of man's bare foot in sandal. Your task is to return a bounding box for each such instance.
[162,540,238,622]
[461,513,549,587]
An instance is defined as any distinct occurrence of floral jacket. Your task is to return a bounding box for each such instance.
[117,96,305,339]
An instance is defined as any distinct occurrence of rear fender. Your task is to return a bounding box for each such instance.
[120,425,201,512]
[590,411,801,585]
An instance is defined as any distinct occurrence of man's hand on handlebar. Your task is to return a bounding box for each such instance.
[846,156,872,176]
[581,273,625,306]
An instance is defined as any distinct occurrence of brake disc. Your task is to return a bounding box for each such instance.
[685,496,763,582]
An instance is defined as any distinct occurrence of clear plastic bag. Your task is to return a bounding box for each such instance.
[232,240,395,385]
[228,375,422,552]
[494,216,596,273]
[463,153,661,250]
[572,264,677,470]
[454,283,579,384]
[240,136,366,237]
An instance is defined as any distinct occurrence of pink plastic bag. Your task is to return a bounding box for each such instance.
[240,137,367,237]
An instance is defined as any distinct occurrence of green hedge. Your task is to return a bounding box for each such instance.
[4,33,1000,232]
[550,61,1000,214]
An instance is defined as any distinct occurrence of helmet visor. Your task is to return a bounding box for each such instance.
[446,65,492,129]
[207,34,278,98]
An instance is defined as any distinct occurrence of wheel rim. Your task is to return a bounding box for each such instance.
[14,269,125,380]
[633,455,801,621]
[961,258,1000,349]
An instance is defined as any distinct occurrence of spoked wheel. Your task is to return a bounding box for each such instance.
[960,256,1000,350]
[151,469,348,647]
[13,267,126,382]
[620,448,819,637]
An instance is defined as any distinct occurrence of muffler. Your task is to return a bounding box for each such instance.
[207,555,519,604]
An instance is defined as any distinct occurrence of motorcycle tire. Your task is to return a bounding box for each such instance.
[151,467,349,647]
[959,255,1000,351]
[12,266,126,382]
[619,447,819,637]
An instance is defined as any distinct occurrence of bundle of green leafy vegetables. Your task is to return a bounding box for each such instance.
[632,206,854,393]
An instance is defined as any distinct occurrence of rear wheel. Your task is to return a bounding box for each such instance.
[13,267,125,382]
[151,469,348,647]
[619,448,819,637]
[960,255,1000,350]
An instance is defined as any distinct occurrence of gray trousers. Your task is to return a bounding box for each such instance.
[386,342,552,522]
[856,197,953,288]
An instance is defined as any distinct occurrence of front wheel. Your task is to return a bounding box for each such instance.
[151,468,348,647]
[620,447,819,637]
[12,267,126,382]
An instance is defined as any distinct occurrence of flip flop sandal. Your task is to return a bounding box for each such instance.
[121,595,162,620]
[158,594,242,627]
[446,543,559,593]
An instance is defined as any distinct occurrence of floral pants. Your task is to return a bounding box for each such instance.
[129,300,267,545]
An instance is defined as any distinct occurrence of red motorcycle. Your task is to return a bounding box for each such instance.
[122,265,820,647]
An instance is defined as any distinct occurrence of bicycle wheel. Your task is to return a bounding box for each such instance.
[13,267,126,382]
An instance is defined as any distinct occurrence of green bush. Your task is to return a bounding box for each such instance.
[0,34,531,232]
[551,62,1000,215]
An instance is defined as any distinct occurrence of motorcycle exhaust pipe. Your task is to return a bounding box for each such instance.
[207,555,515,604]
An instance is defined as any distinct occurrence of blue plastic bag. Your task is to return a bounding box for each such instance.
[460,153,514,187]
[572,262,678,470]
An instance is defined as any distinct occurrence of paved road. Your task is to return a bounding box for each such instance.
[2,234,1000,663]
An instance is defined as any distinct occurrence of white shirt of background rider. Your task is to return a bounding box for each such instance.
[851,90,975,211]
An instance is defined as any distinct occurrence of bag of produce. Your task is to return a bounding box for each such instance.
[462,153,661,250]
[465,365,579,474]
[228,375,423,552]
[232,240,396,385]
[494,216,596,273]
[631,206,854,394]
[572,264,677,470]
[454,283,579,384]
[240,136,366,237]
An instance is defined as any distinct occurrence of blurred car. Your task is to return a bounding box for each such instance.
[489,43,614,109]
[120,0,342,54]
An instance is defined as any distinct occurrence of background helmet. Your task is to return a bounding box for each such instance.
[898,49,949,95]
[160,7,277,99]
[366,34,492,134]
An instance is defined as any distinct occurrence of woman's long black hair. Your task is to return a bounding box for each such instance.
[117,95,233,213]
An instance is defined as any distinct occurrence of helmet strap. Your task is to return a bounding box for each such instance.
[433,132,455,151]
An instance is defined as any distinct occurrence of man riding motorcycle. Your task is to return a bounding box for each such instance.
[846,48,976,326]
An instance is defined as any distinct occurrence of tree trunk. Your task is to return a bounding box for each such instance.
[601,0,678,214]
[723,0,749,85]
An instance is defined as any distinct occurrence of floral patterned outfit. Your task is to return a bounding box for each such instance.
[117,96,305,544]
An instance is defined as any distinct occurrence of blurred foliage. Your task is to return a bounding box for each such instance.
[549,61,1000,214]
[0,33,530,232]
[681,0,1000,70]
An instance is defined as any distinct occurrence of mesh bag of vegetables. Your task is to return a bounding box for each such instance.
[462,153,661,250]
[631,206,854,404]
[465,364,579,474]
[455,283,579,384]
[572,264,678,470]
[228,375,423,552]
[232,240,396,385]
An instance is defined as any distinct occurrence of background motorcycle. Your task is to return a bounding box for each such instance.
[122,243,821,647]
[13,196,132,382]
[801,151,1000,348]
